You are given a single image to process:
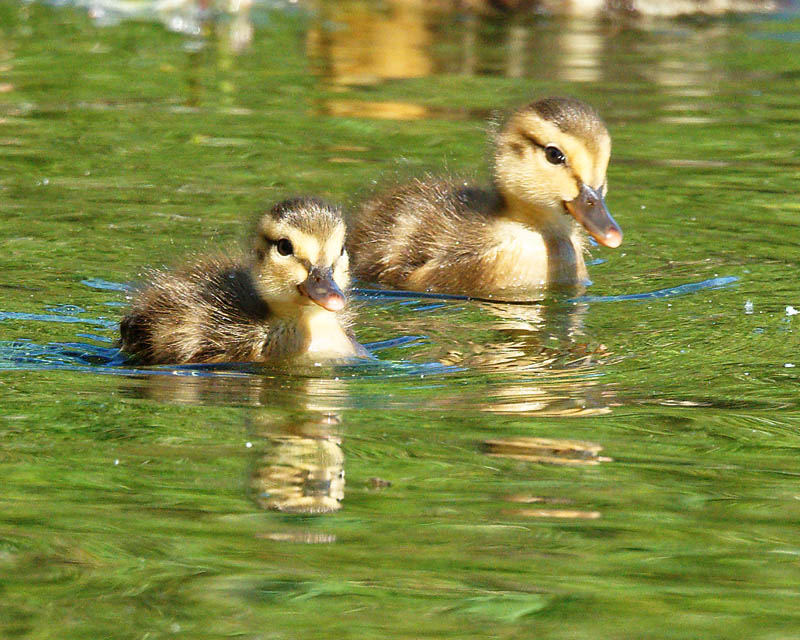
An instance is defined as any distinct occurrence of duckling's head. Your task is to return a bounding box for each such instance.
[493,96,622,248]
[251,198,350,316]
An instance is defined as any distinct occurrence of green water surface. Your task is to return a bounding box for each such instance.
[1,1,800,638]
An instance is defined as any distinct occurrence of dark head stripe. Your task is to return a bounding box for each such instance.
[262,197,344,238]
[525,97,608,155]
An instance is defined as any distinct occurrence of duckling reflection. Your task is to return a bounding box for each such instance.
[363,296,614,416]
[249,408,345,514]
[483,436,611,466]
[247,375,349,514]
[456,301,614,416]
[118,371,351,515]
[484,437,608,521]
[118,364,352,409]
[435,300,594,369]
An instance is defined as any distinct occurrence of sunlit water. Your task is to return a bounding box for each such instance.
[2,1,800,638]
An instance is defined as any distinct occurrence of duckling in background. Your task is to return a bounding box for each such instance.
[120,197,367,364]
[348,96,622,301]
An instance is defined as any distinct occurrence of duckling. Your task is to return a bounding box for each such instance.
[348,96,622,301]
[120,197,367,364]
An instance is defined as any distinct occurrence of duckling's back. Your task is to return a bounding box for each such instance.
[120,256,284,364]
[348,177,506,295]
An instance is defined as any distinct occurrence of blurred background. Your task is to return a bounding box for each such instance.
[1,1,800,639]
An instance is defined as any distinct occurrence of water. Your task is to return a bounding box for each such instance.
[2,1,800,637]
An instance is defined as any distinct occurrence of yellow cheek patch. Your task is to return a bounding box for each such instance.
[291,231,322,264]
[256,260,308,294]
[550,169,580,202]
[560,132,610,189]
[286,224,345,267]
[333,251,351,289]
[319,225,346,266]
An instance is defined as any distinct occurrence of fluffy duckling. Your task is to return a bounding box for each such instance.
[120,197,367,364]
[348,96,622,301]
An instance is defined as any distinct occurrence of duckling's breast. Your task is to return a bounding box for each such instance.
[488,219,588,294]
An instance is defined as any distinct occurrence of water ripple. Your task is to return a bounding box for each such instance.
[80,277,132,292]
[0,311,118,329]
[571,276,738,303]
[0,337,460,380]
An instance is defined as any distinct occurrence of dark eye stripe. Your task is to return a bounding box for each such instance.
[519,131,545,149]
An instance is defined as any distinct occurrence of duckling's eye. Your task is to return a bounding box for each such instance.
[544,145,566,165]
[276,238,294,256]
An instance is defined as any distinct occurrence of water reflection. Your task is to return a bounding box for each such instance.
[484,437,608,520]
[85,0,256,52]
[20,0,770,123]
[483,436,610,465]
[469,301,615,416]
[307,0,774,123]
[308,0,432,85]
[383,297,616,416]
[121,372,350,515]
[310,0,611,94]
[250,406,345,514]
[18,0,784,123]
[439,300,601,370]
[307,0,435,119]
[119,367,350,408]
[247,377,348,516]
[555,18,604,83]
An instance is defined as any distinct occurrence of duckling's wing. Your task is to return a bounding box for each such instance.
[349,178,500,294]
[120,257,273,364]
